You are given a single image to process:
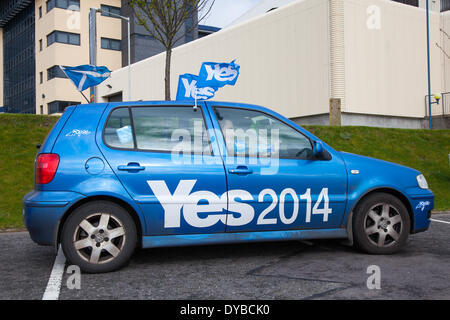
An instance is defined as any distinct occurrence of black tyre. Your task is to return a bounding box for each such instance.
[61,201,137,273]
[353,193,410,254]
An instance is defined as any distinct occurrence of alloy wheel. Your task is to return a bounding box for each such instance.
[73,213,126,264]
[364,203,403,248]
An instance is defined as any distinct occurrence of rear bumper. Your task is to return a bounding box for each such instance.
[23,190,85,246]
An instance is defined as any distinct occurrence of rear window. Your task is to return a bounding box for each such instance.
[104,108,134,149]
[103,106,211,155]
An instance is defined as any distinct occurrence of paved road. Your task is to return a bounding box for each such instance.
[1,213,449,300]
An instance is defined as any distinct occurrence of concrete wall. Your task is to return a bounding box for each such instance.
[35,0,122,114]
[98,0,331,119]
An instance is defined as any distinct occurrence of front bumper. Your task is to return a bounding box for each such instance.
[405,187,434,233]
[23,190,85,246]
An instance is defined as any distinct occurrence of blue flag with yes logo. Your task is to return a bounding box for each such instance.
[176,73,218,101]
[196,60,240,89]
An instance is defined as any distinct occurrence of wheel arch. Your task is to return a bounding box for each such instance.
[345,187,415,246]
[55,195,144,250]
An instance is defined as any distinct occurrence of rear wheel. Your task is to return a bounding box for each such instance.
[61,201,137,273]
[353,193,410,254]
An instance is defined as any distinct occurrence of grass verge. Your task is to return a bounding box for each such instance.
[0,114,448,229]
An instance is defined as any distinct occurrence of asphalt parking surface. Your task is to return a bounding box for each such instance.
[1,213,449,300]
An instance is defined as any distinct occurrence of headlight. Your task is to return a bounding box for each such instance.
[417,174,429,189]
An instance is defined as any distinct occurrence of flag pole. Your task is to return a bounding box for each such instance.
[80,91,90,104]
[426,0,432,129]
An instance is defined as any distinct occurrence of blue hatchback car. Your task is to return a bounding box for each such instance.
[23,101,434,273]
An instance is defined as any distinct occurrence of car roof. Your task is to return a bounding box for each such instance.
[102,100,258,108]
[101,100,279,116]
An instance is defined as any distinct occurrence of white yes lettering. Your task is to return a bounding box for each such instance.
[147,180,332,228]
[205,64,238,82]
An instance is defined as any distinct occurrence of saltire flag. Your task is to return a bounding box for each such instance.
[176,73,218,101]
[196,60,240,89]
[59,65,111,92]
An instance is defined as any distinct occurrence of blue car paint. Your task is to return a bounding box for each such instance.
[142,228,348,249]
[95,103,228,236]
[339,152,433,231]
[39,105,76,154]
[23,100,434,249]
[50,103,147,235]
[204,103,348,231]
[23,191,85,245]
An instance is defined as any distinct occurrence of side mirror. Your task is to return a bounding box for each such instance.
[313,141,325,160]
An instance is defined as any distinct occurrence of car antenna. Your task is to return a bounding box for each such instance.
[193,95,198,111]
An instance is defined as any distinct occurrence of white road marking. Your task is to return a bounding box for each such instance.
[431,218,450,225]
[42,245,66,300]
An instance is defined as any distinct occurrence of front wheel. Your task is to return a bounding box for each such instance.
[61,201,137,273]
[353,193,410,255]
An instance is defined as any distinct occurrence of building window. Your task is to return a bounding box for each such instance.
[39,39,42,51]
[48,101,80,114]
[46,0,80,12]
[47,31,80,46]
[46,0,53,12]
[100,4,121,18]
[184,4,195,42]
[2,3,36,114]
[391,0,419,7]
[39,72,43,84]
[107,92,123,102]
[40,105,44,114]
[198,25,220,38]
[39,6,42,18]
[101,37,121,51]
[442,0,450,12]
[47,65,67,80]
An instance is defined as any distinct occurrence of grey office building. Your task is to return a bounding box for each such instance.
[120,0,213,67]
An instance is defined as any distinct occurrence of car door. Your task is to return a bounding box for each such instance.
[207,104,348,232]
[97,102,228,236]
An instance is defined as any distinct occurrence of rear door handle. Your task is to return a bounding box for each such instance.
[228,166,253,175]
[118,163,145,172]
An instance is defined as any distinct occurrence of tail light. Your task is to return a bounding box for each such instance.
[36,153,60,184]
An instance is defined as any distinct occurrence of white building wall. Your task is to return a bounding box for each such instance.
[418,0,440,12]
[98,0,331,119]
[98,0,448,125]
[440,11,450,94]
[344,0,442,118]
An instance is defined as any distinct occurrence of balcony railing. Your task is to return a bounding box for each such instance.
[425,92,450,117]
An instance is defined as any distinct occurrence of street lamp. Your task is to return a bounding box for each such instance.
[426,0,432,129]
[91,7,132,101]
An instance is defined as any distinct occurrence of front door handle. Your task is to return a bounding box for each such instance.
[118,163,145,172]
[228,166,253,175]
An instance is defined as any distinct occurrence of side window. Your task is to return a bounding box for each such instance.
[131,106,211,155]
[104,108,134,149]
[213,107,313,159]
